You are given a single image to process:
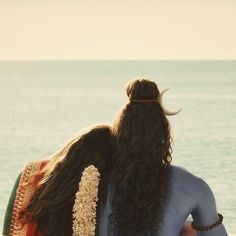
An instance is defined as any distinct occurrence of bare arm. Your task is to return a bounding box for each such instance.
[191,178,228,236]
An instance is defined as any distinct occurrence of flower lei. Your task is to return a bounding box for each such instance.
[72,165,100,236]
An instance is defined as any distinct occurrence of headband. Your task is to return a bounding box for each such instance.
[129,88,182,116]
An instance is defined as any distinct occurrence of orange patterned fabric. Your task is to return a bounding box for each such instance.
[9,160,48,236]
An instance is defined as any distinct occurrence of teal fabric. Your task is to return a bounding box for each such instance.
[2,172,22,236]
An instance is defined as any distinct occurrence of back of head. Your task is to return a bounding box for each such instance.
[110,78,173,236]
[21,124,114,236]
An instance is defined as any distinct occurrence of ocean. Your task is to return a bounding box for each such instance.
[0,60,235,234]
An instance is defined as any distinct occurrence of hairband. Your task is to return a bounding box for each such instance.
[130,99,158,103]
[128,88,182,116]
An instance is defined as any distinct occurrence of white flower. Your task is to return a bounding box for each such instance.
[72,165,100,236]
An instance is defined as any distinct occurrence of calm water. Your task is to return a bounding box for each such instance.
[0,60,235,234]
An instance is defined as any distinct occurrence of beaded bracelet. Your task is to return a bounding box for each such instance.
[191,213,223,231]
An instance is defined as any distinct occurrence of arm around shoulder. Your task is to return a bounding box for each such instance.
[191,178,228,236]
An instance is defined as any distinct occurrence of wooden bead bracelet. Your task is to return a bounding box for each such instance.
[191,213,223,231]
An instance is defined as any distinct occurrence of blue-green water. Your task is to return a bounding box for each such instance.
[0,61,235,234]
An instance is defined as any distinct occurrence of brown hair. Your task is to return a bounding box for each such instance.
[20,124,115,236]
[109,78,173,235]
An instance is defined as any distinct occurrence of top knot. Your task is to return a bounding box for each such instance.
[126,78,160,102]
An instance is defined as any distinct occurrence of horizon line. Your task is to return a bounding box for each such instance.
[0,59,236,62]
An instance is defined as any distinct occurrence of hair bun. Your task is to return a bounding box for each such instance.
[126,78,160,101]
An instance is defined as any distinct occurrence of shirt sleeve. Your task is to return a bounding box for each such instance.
[191,178,228,236]
[2,172,22,236]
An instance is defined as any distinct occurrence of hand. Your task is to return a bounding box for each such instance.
[179,223,196,236]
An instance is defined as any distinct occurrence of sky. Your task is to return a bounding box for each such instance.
[0,0,236,60]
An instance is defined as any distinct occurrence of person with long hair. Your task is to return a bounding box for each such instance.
[104,78,227,236]
[3,124,115,236]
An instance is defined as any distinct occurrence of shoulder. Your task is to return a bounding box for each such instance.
[20,159,49,186]
[170,165,202,183]
[170,165,216,205]
[195,177,216,204]
[169,165,206,194]
[23,159,49,169]
[21,159,49,176]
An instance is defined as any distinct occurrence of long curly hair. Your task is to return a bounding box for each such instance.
[20,124,115,236]
[109,78,173,236]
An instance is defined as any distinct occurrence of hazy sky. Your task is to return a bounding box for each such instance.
[0,0,236,60]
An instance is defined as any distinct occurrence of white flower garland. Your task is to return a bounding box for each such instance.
[72,165,100,236]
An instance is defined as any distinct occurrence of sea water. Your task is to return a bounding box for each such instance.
[0,60,235,234]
